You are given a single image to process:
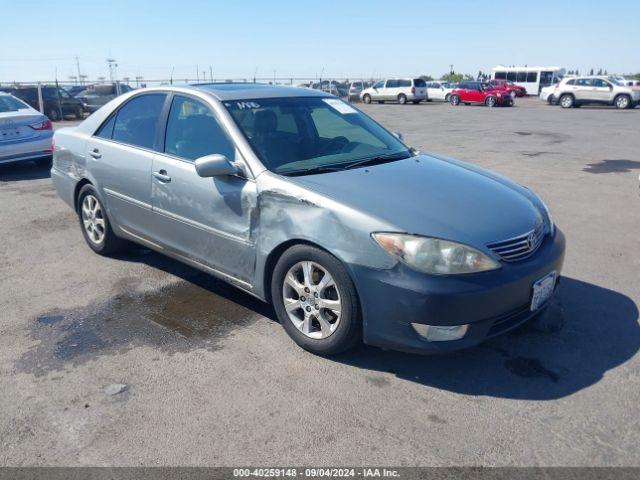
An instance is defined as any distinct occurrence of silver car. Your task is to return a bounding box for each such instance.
[0,92,53,167]
[554,76,640,109]
[52,84,564,356]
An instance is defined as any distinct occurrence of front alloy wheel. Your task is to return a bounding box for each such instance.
[450,95,460,106]
[486,96,497,107]
[615,95,630,109]
[282,261,341,339]
[272,245,360,355]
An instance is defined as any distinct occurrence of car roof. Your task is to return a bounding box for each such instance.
[192,83,329,101]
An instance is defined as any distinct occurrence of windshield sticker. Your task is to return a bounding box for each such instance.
[225,101,261,110]
[323,98,357,114]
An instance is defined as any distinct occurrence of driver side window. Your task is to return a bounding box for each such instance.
[164,95,235,161]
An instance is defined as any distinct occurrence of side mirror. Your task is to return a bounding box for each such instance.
[392,131,404,141]
[194,154,240,178]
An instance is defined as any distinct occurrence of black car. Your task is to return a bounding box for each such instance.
[0,86,84,121]
[76,83,133,113]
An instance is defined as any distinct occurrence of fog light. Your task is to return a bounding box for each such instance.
[411,323,469,342]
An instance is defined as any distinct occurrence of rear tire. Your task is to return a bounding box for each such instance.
[77,184,126,255]
[47,108,60,121]
[449,95,460,106]
[271,245,361,356]
[559,94,574,108]
[485,96,497,107]
[398,94,407,105]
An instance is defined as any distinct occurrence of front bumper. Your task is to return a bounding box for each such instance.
[350,228,566,354]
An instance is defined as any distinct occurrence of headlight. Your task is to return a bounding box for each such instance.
[540,199,555,235]
[372,233,500,275]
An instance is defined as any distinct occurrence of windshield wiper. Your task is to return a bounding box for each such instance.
[279,165,347,176]
[342,152,411,170]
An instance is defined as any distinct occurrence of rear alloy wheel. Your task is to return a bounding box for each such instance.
[363,94,371,104]
[77,185,126,255]
[272,245,360,355]
[398,94,407,105]
[559,94,574,108]
[615,95,631,109]
[485,96,497,107]
[449,95,460,106]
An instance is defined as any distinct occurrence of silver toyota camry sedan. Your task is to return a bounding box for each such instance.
[52,83,565,355]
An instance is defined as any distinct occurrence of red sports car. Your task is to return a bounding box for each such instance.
[487,79,527,97]
[449,82,514,107]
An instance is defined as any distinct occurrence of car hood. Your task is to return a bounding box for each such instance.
[287,154,544,247]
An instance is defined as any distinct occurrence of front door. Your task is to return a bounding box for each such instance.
[88,92,167,240]
[151,94,256,283]
[591,78,613,103]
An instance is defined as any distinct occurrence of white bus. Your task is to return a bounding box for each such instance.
[491,66,565,95]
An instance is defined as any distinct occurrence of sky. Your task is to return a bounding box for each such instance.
[1,0,639,84]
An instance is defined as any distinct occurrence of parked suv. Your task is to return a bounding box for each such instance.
[77,83,134,113]
[449,82,513,107]
[360,78,427,104]
[348,81,372,102]
[0,86,84,121]
[554,76,640,109]
[426,81,454,102]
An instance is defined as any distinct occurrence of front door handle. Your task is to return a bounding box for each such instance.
[89,148,101,159]
[152,170,171,182]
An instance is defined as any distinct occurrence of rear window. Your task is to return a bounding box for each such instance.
[0,95,29,112]
[413,79,426,87]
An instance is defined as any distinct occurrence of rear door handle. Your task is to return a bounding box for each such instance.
[152,170,171,182]
[89,148,101,159]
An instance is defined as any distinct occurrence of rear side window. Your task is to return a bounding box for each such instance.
[398,79,411,87]
[506,72,517,81]
[566,79,575,85]
[112,94,166,149]
[526,72,538,83]
[96,114,116,139]
[164,95,235,161]
[495,71,507,80]
[576,78,592,86]
[385,80,398,88]
[413,79,426,87]
[516,72,527,82]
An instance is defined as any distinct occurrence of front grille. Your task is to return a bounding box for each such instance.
[487,220,545,262]
[486,303,532,337]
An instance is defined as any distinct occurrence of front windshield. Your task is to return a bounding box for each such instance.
[224,97,411,175]
[0,95,29,112]
[608,77,624,86]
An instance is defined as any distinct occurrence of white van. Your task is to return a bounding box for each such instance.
[360,78,427,104]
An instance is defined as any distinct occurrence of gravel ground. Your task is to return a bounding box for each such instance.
[0,97,638,466]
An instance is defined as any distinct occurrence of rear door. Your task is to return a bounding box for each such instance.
[574,78,593,102]
[150,94,257,283]
[87,93,167,240]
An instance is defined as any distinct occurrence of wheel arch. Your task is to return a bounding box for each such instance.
[73,178,93,212]
[262,238,358,305]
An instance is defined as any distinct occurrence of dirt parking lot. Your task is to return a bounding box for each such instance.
[1,97,639,466]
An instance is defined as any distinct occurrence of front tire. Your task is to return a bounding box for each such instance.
[362,94,371,104]
[614,94,631,109]
[559,94,574,108]
[485,96,497,107]
[271,245,361,356]
[449,95,460,106]
[398,94,407,105]
[77,184,125,255]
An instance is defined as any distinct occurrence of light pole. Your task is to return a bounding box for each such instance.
[107,58,118,83]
